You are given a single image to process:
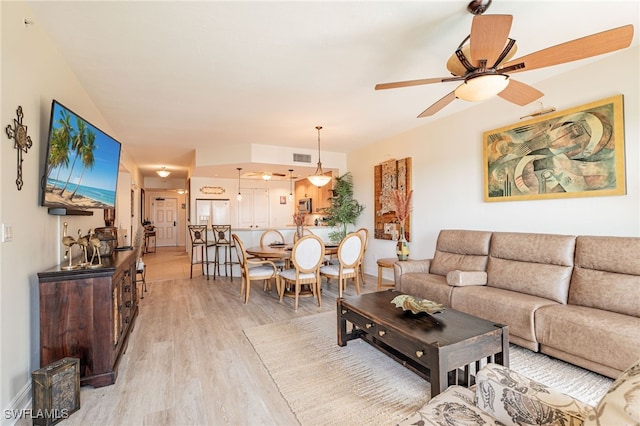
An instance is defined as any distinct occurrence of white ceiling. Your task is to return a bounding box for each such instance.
[25,1,639,181]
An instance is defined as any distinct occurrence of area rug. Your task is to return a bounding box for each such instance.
[243,312,613,425]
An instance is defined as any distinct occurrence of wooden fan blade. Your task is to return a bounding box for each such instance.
[501,25,634,74]
[498,79,544,106]
[418,91,457,118]
[470,15,513,68]
[375,77,451,90]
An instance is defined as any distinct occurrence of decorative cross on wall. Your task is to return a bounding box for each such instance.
[5,106,33,190]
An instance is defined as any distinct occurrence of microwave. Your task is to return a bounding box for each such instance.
[298,198,312,213]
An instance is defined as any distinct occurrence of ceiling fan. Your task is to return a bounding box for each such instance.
[375,0,634,118]
[244,171,292,181]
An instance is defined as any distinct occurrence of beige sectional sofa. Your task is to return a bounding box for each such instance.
[394,229,640,378]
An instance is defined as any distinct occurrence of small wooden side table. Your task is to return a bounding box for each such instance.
[377,257,398,291]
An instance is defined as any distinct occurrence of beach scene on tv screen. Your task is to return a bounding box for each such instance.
[44,102,120,209]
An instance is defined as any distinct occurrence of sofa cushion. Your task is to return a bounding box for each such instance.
[397,385,503,426]
[570,236,640,317]
[451,286,558,351]
[430,230,492,276]
[446,270,487,286]
[585,358,640,426]
[535,304,640,375]
[395,272,453,307]
[487,232,576,303]
[569,267,640,317]
[477,363,594,426]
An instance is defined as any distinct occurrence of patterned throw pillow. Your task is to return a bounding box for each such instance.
[585,358,640,426]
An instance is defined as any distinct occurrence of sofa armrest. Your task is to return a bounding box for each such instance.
[446,270,487,286]
[476,363,594,426]
[394,260,432,287]
[394,259,432,275]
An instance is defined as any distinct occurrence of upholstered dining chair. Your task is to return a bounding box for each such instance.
[259,228,287,270]
[232,234,278,304]
[276,234,325,311]
[356,227,369,285]
[320,232,364,298]
[188,225,215,279]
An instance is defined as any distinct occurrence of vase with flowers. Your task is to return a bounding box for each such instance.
[292,211,308,239]
[392,189,413,261]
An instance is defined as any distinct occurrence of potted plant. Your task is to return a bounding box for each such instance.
[323,172,364,242]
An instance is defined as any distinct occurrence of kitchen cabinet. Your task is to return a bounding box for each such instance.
[238,188,270,229]
[37,250,137,388]
[294,172,333,214]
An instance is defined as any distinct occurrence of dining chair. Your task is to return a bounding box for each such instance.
[259,228,287,270]
[188,225,215,279]
[212,224,238,280]
[232,234,278,304]
[356,227,369,285]
[276,234,325,311]
[320,232,364,298]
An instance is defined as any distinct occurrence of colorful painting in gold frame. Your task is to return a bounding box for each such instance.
[483,95,625,202]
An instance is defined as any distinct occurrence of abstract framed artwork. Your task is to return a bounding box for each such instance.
[483,95,625,202]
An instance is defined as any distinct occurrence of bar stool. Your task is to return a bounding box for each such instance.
[188,225,215,279]
[212,225,238,281]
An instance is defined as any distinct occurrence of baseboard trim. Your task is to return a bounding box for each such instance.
[2,381,31,426]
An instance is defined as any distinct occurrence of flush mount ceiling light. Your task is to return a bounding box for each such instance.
[156,167,171,178]
[236,167,242,201]
[288,169,294,201]
[307,125,332,188]
[454,73,509,102]
[262,172,272,181]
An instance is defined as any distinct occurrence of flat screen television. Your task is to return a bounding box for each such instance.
[41,100,122,214]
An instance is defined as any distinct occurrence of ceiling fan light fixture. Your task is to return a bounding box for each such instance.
[455,74,509,102]
[288,169,294,201]
[308,125,332,188]
[261,172,272,181]
[156,167,171,178]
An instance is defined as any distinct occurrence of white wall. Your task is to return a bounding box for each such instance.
[349,47,640,279]
[1,2,137,418]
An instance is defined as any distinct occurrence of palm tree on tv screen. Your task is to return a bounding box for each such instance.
[70,130,96,200]
[47,127,70,191]
[58,117,96,198]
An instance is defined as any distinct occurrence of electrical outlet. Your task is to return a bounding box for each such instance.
[2,224,13,242]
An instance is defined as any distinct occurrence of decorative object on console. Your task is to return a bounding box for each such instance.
[307,125,332,187]
[61,222,78,270]
[484,95,626,202]
[393,188,413,260]
[5,105,33,190]
[374,157,412,241]
[391,294,444,315]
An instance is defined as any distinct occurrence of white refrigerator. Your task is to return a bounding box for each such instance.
[195,199,231,227]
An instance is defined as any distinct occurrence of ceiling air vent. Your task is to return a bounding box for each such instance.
[293,153,311,163]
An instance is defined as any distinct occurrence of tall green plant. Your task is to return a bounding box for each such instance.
[323,172,364,242]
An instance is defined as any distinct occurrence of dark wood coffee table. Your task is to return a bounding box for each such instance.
[337,290,509,398]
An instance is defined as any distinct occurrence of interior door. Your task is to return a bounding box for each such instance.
[153,197,178,247]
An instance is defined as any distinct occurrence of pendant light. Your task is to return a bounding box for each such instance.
[307,125,332,187]
[236,167,242,201]
[156,166,171,178]
[288,169,294,201]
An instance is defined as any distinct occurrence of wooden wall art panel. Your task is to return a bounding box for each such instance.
[374,157,411,241]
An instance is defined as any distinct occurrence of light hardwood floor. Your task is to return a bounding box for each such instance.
[32,246,383,425]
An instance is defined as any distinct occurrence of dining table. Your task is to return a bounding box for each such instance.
[245,243,339,298]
